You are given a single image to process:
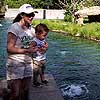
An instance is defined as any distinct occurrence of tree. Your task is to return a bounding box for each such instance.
[4,0,57,9]
[0,0,6,17]
[57,0,100,22]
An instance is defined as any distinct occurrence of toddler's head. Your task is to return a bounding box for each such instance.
[35,23,49,40]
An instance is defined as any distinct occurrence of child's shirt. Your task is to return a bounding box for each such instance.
[33,37,46,61]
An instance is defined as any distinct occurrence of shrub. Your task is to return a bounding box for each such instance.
[64,14,72,22]
[32,20,100,41]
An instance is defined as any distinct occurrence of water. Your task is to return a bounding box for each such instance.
[1,18,100,100]
[0,18,12,78]
[46,33,100,100]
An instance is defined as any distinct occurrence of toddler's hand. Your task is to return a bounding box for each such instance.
[27,46,38,53]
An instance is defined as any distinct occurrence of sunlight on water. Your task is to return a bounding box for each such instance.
[0,24,3,26]
[60,84,88,98]
[60,51,67,55]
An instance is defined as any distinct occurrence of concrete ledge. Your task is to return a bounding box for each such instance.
[29,74,64,100]
[0,74,64,100]
[0,80,10,100]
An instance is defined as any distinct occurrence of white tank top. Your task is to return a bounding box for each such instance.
[33,37,46,61]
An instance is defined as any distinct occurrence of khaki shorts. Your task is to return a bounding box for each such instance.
[6,58,33,80]
[33,60,46,71]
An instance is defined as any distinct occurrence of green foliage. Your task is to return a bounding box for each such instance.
[32,20,100,41]
[64,14,72,22]
[48,32,68,41]
[0,0,6,13]
[4,0,59,9]
[32,20,65,30]
[59,0,100,23]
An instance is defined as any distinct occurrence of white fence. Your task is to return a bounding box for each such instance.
[5,9,66,19]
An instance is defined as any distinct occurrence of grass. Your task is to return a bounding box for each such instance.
[32,20,100,42]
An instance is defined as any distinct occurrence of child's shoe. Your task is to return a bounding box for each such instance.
[33,82,41,87]
[41,80,48,84]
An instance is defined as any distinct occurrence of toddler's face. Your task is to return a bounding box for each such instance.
[36,31,47,40]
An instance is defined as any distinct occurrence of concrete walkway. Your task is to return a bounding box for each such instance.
[29,74,64,100]
[0,74,64,100]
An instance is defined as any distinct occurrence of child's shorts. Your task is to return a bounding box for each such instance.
[33,60,46,71]
[6,58,33,80]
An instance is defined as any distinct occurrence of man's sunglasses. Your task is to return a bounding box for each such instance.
[25,12,35,18]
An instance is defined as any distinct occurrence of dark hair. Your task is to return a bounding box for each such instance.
[35,23,49,34]
[13,12,26,23]
[13,12,35,23]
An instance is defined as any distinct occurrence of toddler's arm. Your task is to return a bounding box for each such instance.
[39,41,48,54]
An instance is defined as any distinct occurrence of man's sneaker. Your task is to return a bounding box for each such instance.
[41,80,48,84]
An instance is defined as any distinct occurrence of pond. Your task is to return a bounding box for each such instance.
[0,18,100,100]
[0,18,12,78]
